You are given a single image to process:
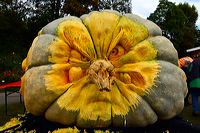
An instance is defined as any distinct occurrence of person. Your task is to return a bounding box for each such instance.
[181,60,192,105]
[188,56,200,116]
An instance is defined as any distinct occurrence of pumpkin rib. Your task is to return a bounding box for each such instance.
[40,16,97,62]
[57,19,96,60]
[23,65,54,115]
[147,36,179,66]
[39,16,81,36]
[45,101,79,126]
[114,79,140,111]
[44,84,78,126]
[106,26,124,57]
[143,60,187,119]
[114,80,131,107]
[24,65,73,115]
[117,40,157,66]
[126,97,158,127]
[110,82,131,116]
[113,16,149,51]
[45,76,90,125]
[125,13,162,37]
[82,11,121,59]
[26,34,71,68]
[111,84,158,127]
[80,16,98,60]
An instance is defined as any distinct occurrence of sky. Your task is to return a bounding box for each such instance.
[131,0,200,28]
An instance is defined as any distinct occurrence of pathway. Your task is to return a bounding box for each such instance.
[0,92,22,105]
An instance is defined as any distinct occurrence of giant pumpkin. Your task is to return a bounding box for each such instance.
[21,10,187,128]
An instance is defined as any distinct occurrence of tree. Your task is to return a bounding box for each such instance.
[177,3,198,57]
[99,0,132,14]
[0,0,27,81]
[63,0,132,17]
[0,0,28,56]
[164,5,187,51]
[148,0,198,57]
[23,0,66,50]
[62,0,98,17]
[27,0,64,19]
[148,0,186,51]
[148,0,175,32]
[194,28,200,47]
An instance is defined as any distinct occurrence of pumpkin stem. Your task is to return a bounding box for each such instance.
[87,60,114,91]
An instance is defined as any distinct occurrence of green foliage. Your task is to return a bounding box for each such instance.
[27,0,64,19]
[148,0,199,58]
[0,2,28,55]
[0,52,23,83]
[178,3,198,24]
[194,28,200,47]
[0,1,28,83]
[148,0,175,30]
[63,0,98,17]
[164,5,186,50]
[62,0,132,17]
[148,0,186,50]
[177,3,198,57]
[99,0,132,14]
[25,1,59,44]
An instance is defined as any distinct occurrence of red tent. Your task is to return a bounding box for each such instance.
[0,80,22,115]
[0,80,21,89]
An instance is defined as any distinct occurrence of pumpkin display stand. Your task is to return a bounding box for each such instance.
[0,9,195,132]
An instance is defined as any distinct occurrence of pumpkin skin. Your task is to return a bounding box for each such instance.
[21,10,187,128]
